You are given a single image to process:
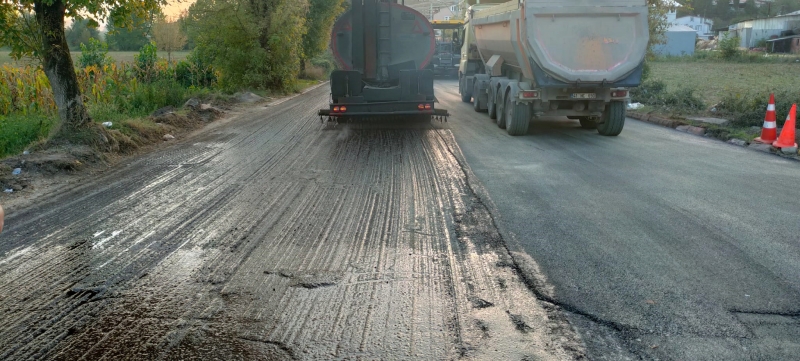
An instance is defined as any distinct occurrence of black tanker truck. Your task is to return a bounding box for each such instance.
[319,0,448,123]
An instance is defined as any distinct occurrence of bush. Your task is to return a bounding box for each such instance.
[125,79,188,116]
[300,64,326,80]
[309,50,338,77]
[717,89,799,128]
[630,79,667,104]
[175,51,217,88]
[630,79,705,111]
[719,33,741,60]
[78,38,112,69]
[134,42,159,82]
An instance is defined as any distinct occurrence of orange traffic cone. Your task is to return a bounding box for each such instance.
[773,104,797,149]
[754,93,777,144]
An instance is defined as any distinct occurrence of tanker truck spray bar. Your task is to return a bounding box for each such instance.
[459,0,648,136]
[319,0,449,123]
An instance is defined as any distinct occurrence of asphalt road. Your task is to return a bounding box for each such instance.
[2,80,798,360]
[0,84,583,360]
[434,79,800,360]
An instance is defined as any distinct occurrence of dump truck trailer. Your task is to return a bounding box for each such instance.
[459,0,648,136]
[319,0,448,122]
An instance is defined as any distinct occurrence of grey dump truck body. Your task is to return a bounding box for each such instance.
[319,0,448,122]
[459,0,648,136]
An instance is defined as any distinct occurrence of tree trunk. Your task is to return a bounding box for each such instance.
[35,0,91,131]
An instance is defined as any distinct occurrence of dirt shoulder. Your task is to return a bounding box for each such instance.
[0,82,328,214]
[628,110,800,161]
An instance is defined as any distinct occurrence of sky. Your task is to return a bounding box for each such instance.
[162,0,194,19]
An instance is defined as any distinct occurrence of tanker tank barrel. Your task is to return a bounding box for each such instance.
[318,0,448,122]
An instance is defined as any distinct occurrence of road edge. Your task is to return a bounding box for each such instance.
[433,129,589,360]
[627,111,800,161]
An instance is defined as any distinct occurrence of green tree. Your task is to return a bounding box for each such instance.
[302,0,346,66]
[106,14,154,51]
[77,37,111,68]
[65,18,100,50]
[152,16,187,62]
[0,0,164,135]
[185,0,308,91]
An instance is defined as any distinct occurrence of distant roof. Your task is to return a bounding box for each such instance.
[766,35,800,42]
[781,10,800,17]
[661,0,683,7]
[668,25,698,32]
[675,15,712,22]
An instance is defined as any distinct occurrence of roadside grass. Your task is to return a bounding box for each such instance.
[639,60,800,137]
[648,61,800,108]
[0,113,56,157]
[1,48,324,158]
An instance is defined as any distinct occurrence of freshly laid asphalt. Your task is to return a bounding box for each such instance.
[435,79,800,360]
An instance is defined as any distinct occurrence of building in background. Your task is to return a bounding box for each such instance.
[653,25,697,56]
[403,0,462,20]
[729,10,800,48]
[673,16,715,40]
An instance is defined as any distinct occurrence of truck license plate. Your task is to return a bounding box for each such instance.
[571,93,596,99]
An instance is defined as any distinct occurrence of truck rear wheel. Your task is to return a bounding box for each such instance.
[460,77,472,103]
[487,91,497,120]
[505,96,531,136]
[496,94,506,129]
[473,84,485,112]
[597,101,625,136]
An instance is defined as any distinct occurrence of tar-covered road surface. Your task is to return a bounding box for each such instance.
[435,79,800,360]
[0,84,584,360]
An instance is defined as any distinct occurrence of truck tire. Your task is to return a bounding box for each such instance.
[597,101,625,136]
[460,77,472,103]
[505,96,531,136]
[487,91,497,120]
[473,84,485,112]
[496,93,507,129]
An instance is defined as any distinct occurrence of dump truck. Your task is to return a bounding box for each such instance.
[458,0,648,136]
[319,0,448,123]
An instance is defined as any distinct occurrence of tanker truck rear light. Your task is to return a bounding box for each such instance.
[611,90,628,98]
[424,104,432,110]
[520,91,540,99]
[333,106,341,113]
[418,104,425,110]
[339,106,347,112]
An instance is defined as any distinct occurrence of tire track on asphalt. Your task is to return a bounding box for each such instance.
[1,85,586,360]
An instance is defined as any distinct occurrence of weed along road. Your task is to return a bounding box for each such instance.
[1,80,799,360]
